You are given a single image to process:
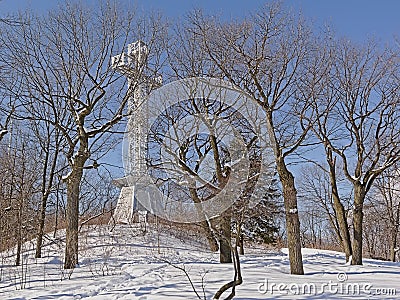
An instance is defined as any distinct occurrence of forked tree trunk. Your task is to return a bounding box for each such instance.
[276,158,304,275]
[351,183,365,265]
[219,208,232,263]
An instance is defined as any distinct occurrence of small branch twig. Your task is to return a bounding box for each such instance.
[161,259,206,300]
[78,208,115,232]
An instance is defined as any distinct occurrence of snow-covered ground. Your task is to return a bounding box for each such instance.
[1,224,399,299]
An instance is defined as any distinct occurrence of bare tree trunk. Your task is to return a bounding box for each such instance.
[64,158,85,269]
[214,223,242,299]
[35,126,60,258]
[16,142,26,267]
[328,153,352,262]
[16,239,21,266]
[332,191,352,262]
[389,228,398,262]
[219,208,232,263]
[15,206,22,266]
[1,2,155,270]
[188,182,219,252]
[209,130,232,263]
[238,238,244,255]
[35,199,47,258]
[277,158,304,275]
[390,202,400,262]
[35,150,58,258]
[201,220,219,252]
[351,184,365,265]
[53,187,60,239]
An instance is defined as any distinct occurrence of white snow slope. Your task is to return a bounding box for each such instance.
[1,224,399,299]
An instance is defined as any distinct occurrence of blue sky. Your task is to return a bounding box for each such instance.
[1,0,399,44]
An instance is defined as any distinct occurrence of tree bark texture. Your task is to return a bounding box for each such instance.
[64,154,86,269]
[219,207,232,263]
[351,183,365,265]
[276,158,304,275]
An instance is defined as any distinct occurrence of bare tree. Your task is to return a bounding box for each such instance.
[295,39,354,262]
[0,0,21,26]
[164,19,227,257]
[0,126,40,265]
[365,167,400,261]
[0,8,20,142]
[30,116,64,258]
[78,169,119,230]
[165,19,281,266]
[0,65,16,142]
[183,3,319,274]
[0,95,14,142]
[0,2,166,269]
[310,39,400,265]
[298,165,352,252]
[376,171,400,262]
[146,93,260,263]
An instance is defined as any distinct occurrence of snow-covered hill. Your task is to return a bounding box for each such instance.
[1,224,399,299]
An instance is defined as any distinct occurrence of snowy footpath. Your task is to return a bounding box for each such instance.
[1,224,399,299]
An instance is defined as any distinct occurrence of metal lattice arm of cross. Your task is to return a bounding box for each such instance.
[111,40,149,76]
[111,40,162,98]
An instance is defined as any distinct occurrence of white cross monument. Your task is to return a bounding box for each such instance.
[110,40,161,224]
